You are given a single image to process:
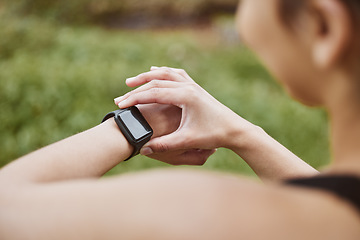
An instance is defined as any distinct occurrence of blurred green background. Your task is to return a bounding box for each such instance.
[0,0,330,177]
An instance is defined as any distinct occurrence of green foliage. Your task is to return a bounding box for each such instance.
[0,13,56,59]
[0,15,330,177]
[2,0,238,25]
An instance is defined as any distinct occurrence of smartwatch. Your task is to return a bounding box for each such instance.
[102,106,153,161]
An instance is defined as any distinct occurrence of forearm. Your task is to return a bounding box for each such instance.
[0,119,132,184]
[229,123,318,181]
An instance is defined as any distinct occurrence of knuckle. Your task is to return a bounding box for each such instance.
[150,80,161,88]
[155,142,169,152]
[178,68,186,75]
[185,83,198,95]
[161,68,173,78]
[150,87,161,96]
[138,73,151,83]
[149,88,162,103]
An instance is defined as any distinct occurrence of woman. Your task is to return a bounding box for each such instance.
[1,0,360,239]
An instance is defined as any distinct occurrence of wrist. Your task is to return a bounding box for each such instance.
[223,118,264,153]
[101,118,134,161]
[102,107,153,160]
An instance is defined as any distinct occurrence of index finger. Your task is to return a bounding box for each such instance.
[151,66,193,82]
[126,68,189,87]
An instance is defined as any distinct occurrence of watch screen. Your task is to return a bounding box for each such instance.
[120,110,150,140]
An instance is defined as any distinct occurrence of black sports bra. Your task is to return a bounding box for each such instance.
[286,175,360,213]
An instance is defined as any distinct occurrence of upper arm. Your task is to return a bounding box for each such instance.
[1,169,359,240]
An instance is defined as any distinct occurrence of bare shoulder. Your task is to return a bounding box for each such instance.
[1,169,360,240]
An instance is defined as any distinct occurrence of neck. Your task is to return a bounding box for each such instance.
[326,75,360,174]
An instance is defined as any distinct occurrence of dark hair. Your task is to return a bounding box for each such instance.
[278,0,305,26]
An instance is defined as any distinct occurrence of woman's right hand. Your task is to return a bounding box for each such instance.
[115,67,255,156]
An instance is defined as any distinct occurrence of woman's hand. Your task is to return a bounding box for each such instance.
[114,67,317,180]
[115,67,254,159]
[136,103,216,165]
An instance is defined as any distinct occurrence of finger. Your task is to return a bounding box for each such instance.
[140,131,192,154]
[179,149,216,166]
[147,148,216,166]
[126,68,189,87]
[157,149,216,166]
[117,87,185,109]
[151,66,194,82]
[115,80,181,105]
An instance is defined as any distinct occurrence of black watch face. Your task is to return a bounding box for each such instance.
[119,109,152,140]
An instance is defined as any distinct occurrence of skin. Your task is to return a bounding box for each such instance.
[1,0,360,239]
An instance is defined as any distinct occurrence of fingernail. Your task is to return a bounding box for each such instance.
[117,99,128,109]
[140,147,153,156]
[151,66,159,70]
[126,77,136,84]
[114,96,123,104]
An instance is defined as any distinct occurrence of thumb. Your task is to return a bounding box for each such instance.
[140,132,186,155]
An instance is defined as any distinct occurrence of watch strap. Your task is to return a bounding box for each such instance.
[102,108,142,161]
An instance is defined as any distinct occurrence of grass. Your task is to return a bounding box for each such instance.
[0,16,330,177]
